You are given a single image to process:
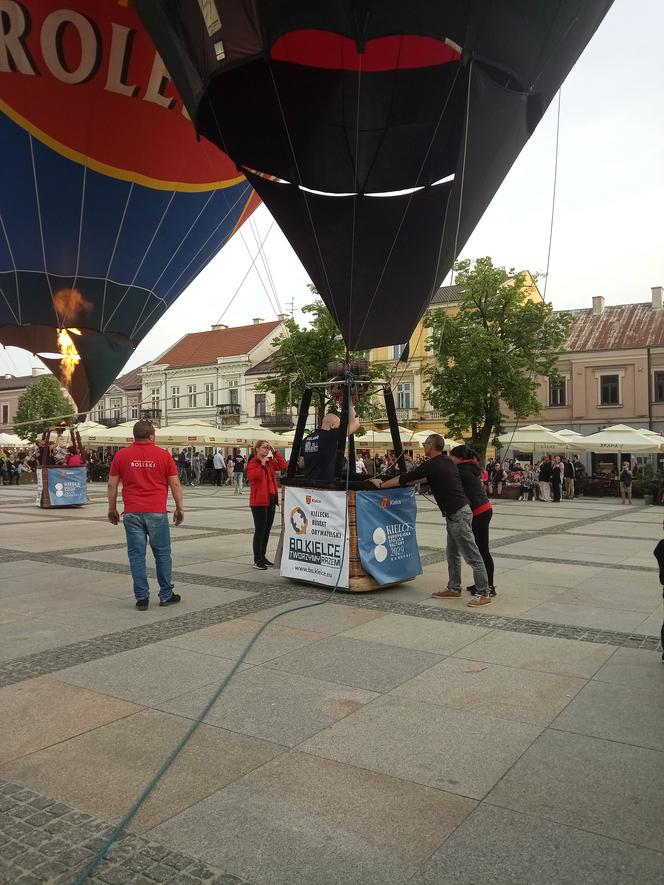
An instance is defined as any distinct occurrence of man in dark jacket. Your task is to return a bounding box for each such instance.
[371,434,492,606]
[538,455,553,501]
[562,457,575,500]
[551,456,563,502]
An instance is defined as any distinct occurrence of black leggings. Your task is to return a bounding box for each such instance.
[251,501,276,563]
[472,509,494,588]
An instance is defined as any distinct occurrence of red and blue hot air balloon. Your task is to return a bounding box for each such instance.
[0,0,259,410]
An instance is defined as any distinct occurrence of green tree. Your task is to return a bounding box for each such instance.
[14,374,76,443]
[257,297,386,427]
[423,257,572,463]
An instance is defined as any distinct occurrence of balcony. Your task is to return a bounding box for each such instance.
[259,411,294,430]
[140,409,162,424]
[217,403,241,426]
[419,410,446,422]
[374,407,420,426]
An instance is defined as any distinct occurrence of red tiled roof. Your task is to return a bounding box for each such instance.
[114,364,146,391]
[563,303,664,352]
[156,321,282,368]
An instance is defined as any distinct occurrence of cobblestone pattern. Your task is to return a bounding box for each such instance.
[0,585,298,688]
[0,778,252,885]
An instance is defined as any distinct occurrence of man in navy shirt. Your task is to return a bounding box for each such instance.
[300,401,360,482]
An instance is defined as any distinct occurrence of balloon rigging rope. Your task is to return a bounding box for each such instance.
[0,206,21,324]
[543,89,561,299]
[70,165,87,301]
[449,59,472,287]
[72,381,355,885]
[100,183,135,331]
[28,135,61,326]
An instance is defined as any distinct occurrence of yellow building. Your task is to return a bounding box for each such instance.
[369,270,543,436]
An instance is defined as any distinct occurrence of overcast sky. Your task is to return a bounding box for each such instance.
[2,0,662,379]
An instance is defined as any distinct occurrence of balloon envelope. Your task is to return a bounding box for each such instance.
[0,0,259,411]
[136,0,612,351]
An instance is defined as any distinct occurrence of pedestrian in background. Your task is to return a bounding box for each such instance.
[108,420,184,610]
[212,449,225,486]
[233,450,246,494]
[620,461,633,504]
[551,455,563,502]
[563,456,575,499]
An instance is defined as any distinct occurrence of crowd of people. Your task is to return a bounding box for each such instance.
[485,454,591,502]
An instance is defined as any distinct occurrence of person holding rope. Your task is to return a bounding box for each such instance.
[300,401,360,482]
[449,445,496,598]
[370,433,493,607]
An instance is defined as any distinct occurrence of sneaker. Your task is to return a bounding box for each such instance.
[262,558,273,567]
[489,586,497,597]
[253,562,268,570]
[432,589,462,598]
[135,598,149,611]
[159,593,181,607]
[466,584,477,594]
[467,594,493,607]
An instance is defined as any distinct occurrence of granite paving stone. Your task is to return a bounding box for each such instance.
[263,635,444,692]
[0,677,140,764]
[390,656,585,726]
[413,803,664,885]
[457,631,616,678]
[592,646,664,689]
[160,618,328,665]
[157,666,379,747]
[55,643,253,706]
[149,750,476,885]
[242,598,385,633]
[299,694,542,799]
[338,612,491,654]
[0,709,283,833]
[519,601,651,633]
[487,729,664,851]
[552,678,664,751]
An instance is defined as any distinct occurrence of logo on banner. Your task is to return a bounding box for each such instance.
[306,495,312,504]
[290,507,308,535]
[373,527,388,562]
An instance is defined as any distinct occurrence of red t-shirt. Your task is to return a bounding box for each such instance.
[109,440,177,513]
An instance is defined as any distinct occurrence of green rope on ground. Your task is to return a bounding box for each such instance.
[74,384,354,884]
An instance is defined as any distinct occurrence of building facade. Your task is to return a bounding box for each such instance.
[509,287,664,436]
[0,367,50,432]
[368,271,543,433]
[91,319,287,428]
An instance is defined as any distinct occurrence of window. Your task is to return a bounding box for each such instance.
[188,384,196,407]
[171,386,180,409]
[129,400,138,419]
[396,382,412,410]
[389,343,406,360]
[600,374,620,406]
[255,393,266,417]
[111,398,122,421]
[227,377,239,405]
[204,382,214,406]
[150,387,160,409]
[1,403,8,425]
[549,379,566,407]
[654,372,664,403]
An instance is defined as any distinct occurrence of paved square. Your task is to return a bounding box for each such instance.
[0,486,662,884]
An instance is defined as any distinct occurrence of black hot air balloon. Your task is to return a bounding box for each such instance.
[135,0,613,352]
[0,0,260,411]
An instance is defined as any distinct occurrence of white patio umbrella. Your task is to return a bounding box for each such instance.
[216,423,294,446]
[78,425,135,445]
[556,428,584,439]
[565,424,664,453]
[497,423,566,451]
[0,432,28,446]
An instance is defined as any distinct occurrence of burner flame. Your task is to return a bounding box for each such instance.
[57,328,82,384]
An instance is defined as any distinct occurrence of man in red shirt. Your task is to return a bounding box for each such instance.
[108,420,184,610]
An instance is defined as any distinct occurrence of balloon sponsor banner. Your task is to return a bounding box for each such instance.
[46,467,88,506]
[356,488,422,586]
[280,488,348,589]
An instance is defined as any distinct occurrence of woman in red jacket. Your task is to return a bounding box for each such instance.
[246,440,288,569]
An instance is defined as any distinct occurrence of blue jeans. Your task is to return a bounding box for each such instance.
[234,471,243,492]
[123,512,174,602]
[446,505,489,595]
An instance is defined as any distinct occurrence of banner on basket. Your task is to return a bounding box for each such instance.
[280,487,349,588]
[46,467,88,506]
[356,487,422,585]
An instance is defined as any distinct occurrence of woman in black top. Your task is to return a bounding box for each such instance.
[450,445,496,597]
